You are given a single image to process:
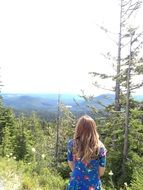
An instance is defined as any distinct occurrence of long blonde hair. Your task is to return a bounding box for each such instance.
[73,115,99,162]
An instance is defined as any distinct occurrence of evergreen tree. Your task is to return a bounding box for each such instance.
[0,108,16,156]
[119,26,143,177]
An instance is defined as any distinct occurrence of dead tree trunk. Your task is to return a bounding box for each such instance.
[115,0,123,111]
[122,30,133,176]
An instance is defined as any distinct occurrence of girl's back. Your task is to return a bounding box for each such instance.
[66,139,106,190]
[66,115,107,190]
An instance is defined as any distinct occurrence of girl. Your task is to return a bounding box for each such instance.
[66,115,107,190]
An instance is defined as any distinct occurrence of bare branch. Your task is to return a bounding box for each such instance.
[96,24,118,44]
[96,24,117,36]
[122,1,142,24]
[122,0,133,7]
[133,41,143,53]
[130,81,143,90]
[92,82,115,92]
[131,31,143,44]
[100,52,116,61]
[100,53,117,71]
[122,0,134,17]
[89,72,114,79]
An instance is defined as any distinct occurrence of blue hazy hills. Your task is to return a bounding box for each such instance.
[1,93,143,112]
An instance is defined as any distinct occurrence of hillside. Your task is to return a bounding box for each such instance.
[2,93,82,111]
[1,93,114,110]
[1,93,142,115]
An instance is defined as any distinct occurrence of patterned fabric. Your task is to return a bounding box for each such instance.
[66,139,107,190]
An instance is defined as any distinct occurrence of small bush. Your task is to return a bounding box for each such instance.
[128,168,143,190]
[0,157,66,190]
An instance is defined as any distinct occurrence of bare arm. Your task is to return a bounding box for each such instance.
[99,166,105,177]
[68,161,74,171]
[98,141,107,177]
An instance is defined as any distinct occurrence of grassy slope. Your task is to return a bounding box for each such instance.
[0,157,66,190]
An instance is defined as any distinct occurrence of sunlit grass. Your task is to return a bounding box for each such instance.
[0,157,21,190]
[0,156,66,190]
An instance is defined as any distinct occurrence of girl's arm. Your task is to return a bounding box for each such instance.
[98,144,107,177]
[68,161,74,171]
[67,140,74,171]
[99,166,105,177]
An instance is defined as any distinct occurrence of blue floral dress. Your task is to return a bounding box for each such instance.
[66,139,107,190]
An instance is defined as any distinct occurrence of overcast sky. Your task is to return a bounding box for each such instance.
[0,0,143,95]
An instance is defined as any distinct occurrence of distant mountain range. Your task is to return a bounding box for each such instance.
[1,93,143,113]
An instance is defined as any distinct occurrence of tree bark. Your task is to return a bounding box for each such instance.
[122,31,133,176]
[115,0,123,111]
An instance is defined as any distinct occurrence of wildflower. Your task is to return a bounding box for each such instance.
[6,154,9,158]
[31,147,36,153]
[124,182,128,187]
[108,170,113,176]
[10,153,13,156]
[41,154,45,159]
[13,156,16,160]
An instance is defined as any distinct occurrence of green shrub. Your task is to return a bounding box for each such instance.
[20,175,38,190]
[0,157,66,190]
[128,168,143,190]
[57,161,71,179]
